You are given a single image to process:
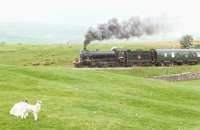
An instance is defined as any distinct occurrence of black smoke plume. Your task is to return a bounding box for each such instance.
[84,16,167,50]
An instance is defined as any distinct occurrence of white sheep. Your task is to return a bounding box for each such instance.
[10,100,42,121]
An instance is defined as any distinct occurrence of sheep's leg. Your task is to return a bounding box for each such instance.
[20,110,28,119]
[33,113,38,121]
[23,112,28,119]
[21,114,24,119]
[24,112,28,118]
[21,111,25,119]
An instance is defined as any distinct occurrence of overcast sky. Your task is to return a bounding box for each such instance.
[0,0,199,43]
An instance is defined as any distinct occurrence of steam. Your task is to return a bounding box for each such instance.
[84,16,168,49]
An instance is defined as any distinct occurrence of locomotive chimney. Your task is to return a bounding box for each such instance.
[83,39,89,50]
[83,43,86,50]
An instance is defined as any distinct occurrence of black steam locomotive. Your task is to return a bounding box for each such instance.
[73,48,200,67]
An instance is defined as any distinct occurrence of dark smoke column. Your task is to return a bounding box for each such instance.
[83,17,167,50]
[83,27,102,50]
[83,39,89,50]
[83,41,88,50]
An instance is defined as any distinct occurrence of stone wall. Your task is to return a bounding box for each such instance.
[153,72,200,81]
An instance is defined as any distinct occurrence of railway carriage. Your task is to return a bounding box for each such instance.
[155,49,200,65]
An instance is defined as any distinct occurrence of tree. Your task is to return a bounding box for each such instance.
[179,34,193,48]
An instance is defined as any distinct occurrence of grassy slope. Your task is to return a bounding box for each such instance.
[101,66,200,77]
[0,41,181,67]
[1,43,200,130]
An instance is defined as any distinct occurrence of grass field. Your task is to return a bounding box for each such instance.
[1,42,200,130]
[0,41,181,67]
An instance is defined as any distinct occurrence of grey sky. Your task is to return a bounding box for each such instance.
[0,0,199,43]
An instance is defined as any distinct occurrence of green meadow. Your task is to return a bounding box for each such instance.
[1,42,200,130]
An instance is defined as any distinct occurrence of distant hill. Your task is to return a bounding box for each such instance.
[1,22,200,44]
[0,22,86,44]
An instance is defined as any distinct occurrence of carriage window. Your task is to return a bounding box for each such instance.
[164,53,168,57]
[171,52,175,58]
[197,52,200,57]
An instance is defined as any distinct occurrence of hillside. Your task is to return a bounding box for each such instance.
[1,43,200,130]
[0,42,181,67]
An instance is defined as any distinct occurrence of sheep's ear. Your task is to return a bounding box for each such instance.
[22,99,28,102]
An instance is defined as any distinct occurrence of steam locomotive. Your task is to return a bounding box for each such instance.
[73,48,200,67]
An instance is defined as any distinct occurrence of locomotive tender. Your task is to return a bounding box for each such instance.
[74,48,200,67]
